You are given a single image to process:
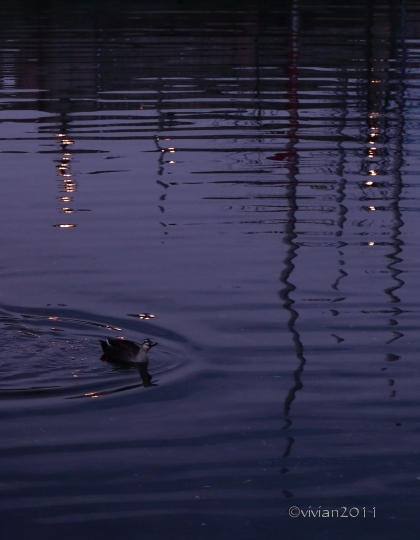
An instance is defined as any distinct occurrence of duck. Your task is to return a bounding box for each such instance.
[99,338,157,364]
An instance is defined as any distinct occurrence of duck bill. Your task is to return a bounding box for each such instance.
[150,341,158,347]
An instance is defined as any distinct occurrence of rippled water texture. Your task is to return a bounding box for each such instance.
[1,1,420,538]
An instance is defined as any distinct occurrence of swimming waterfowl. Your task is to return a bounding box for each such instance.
[99,338,157,363]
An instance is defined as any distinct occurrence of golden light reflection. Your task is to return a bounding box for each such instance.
[62,183,76,193]
[138,313,156,320]
[61,208,74,214]
[364,100,381,197]
[368,242,375,246]
[59,196,72,202]
[54,224,76,228]
[368,206,376,211]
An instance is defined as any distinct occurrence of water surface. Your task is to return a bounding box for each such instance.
[0,1,419,538]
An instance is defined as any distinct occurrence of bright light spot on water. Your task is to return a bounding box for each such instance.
[62,182,76,192]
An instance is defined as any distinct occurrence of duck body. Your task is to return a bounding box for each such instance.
[99,338,157,364]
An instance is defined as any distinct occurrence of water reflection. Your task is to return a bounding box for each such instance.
[70,365,157,399]
[53,127,77,227]
[127,313,157,320]
[272,0,410,500]
[277,3,306,498]
[361,0,406,410]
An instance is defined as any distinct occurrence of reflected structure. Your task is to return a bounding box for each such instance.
[53,130,77,228]
[271,0,409,496]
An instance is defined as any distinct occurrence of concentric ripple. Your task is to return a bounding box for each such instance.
[0,305,189,399]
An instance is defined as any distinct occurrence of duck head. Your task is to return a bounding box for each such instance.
[140,338,158,353]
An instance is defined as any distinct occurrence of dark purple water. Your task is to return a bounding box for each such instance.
[0,1,419,538]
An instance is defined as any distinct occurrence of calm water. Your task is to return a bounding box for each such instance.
[0,1,419,538]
